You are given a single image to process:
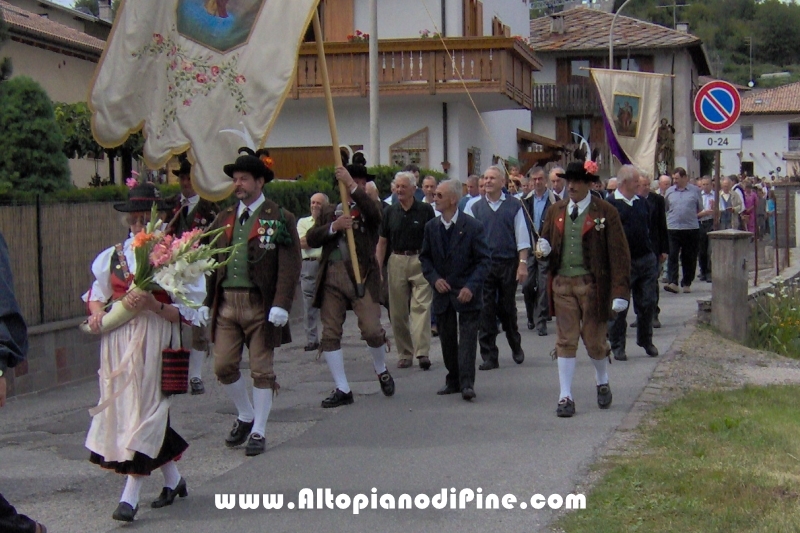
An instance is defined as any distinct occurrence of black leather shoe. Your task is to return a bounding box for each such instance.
[151,477,188,508]
[189,377,205,395]
[556,397,575,418]
[527,320,534,330]
[378,371,395,396]
[418,356,431,370]
[112,502,138,522]
[613,349,627,361]
[629,319,638,328]
[437,385,459,395]
[461,387,476,401]
[653,317,662,328]
[641,344,659,357]
[512,349,525,364]
[597,384,613,409]
[303,342,320,352]
[431,325,439,337]
[245,433,266,456]
[321,389,354,408]
[225,418,254,447]
[478,360,499,370]
[537,328,547,337]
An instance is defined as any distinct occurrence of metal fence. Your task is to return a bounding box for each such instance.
[0,200,124,326]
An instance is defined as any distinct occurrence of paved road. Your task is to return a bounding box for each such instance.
[1,282,708,532]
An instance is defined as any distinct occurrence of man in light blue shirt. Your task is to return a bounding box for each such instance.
[663,167,702,294]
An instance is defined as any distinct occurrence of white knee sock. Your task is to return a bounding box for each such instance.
[324,350,351,393]
[120,475,143,507]
[251,387,273,438]
[188,349,205,381]
[160,461,181,490]
[591,357,609,386]
[369,344,387,374]
[558,357,576,401]
[223,376,254,423]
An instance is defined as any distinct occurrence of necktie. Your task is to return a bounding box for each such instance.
[181,198,189,219]
[239,208,250,226]
[570,205,578,222]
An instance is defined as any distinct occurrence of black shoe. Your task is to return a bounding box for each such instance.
[189,377,205,395]
[653,317,661,329]
[303,342,320,352]
[437,385,459,395]
[479,360,499,370]
[629,319,637,328]
[527,320,535,330]
[705,275,712,283]
[641,344,659,357]
[112,502,138,522]
[512,349,525,364]
[461,387,476,401]
[537,328,547,337]
[418,356,432,370]
[225,419,254,447]
[151,477,188,508]
[431,326,439,337]
[321,389,354,408]
[613,349,627,361]
[378,371,395,396]
[556,397,575,418]
[597,384,613,409]
[245,433,266,456]
[698,274,707,282]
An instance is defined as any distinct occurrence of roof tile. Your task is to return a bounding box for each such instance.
[0,0,104,55]
[741,81,800,114]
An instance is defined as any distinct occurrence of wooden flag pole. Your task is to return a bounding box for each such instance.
[313,11,365,297]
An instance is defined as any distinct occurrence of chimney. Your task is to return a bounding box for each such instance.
[676,22,689,33]
[98,0,112,22]
[550,14,565,35]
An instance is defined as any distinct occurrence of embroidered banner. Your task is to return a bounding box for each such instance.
[589,68,668,179]
[90,0,319,200]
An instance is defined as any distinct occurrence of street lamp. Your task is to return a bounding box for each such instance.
[609,0,635,70]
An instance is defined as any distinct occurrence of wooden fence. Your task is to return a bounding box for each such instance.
[0,201,124,326]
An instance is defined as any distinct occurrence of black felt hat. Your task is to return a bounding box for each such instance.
[558,161,599,183]
[172,159,192,177]
[346,164,375,181]
[114,183,169,212]
[223,148,274,183]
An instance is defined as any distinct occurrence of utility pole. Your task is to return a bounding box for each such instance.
[369,0,380,165]
[745,36,754,87]
[655,1,691,29]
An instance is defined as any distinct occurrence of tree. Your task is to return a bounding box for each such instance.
[0,77,71,194]
[1,9,12,82]
[72,0,99,17]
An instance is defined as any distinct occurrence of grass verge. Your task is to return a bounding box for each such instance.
[557,385,800,533]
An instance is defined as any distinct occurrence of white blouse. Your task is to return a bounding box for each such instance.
[82,234,208,326]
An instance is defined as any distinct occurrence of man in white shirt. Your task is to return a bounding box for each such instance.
[549,166,566,200]
[296,193,329,352]
[697,177,716,282]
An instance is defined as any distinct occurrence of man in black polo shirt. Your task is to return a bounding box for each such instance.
[606,165,659,361]
[376,171,436,369]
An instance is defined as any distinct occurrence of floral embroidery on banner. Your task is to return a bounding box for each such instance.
[133,30,248,138]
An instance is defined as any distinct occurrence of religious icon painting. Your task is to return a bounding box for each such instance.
[612,93,641,138]
[177,0,267,53]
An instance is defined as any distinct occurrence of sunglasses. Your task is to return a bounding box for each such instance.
[434,192,446,199]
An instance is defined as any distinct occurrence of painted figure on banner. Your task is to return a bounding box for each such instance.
[613,94,640,138]
[179,0,264,52]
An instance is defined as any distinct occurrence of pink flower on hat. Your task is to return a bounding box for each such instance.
[125,178,138,189]
[584,160,599,175]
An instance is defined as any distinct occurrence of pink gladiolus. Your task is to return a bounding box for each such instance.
[125,177,138,189]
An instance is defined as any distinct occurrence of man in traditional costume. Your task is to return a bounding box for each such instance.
[205,148,301,456]
[166,158,219,394]
[538,161,630,418]
[306,165,394,408]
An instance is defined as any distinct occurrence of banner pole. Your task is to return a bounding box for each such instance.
[313,11,365,297]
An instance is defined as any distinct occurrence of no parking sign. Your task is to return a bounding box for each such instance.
[693,81,741,132]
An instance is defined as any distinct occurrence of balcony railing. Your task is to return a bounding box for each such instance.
[531,82,600,114]
[292,37,542,110]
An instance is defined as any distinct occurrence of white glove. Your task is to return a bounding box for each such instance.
[612,298,629,313]
[196,306,210,326]
[268,306,289,327]
[536,238,552,257]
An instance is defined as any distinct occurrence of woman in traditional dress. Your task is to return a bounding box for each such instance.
[83,184,207,522]
[742,182,759,234]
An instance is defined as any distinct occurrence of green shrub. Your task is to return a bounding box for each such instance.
[748,278,800,358]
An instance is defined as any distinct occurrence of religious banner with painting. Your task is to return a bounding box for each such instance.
[90,0,320,200]
[589,68,668,178]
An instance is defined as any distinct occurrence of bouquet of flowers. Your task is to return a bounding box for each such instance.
[80,203,237,334]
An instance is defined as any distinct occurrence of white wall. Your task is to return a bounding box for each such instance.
[532,110,557,140]
[480,108,530,163]
[534,57,556,84]
[481,0,529,37]
[720,115,793,178]
[449,101,483,179]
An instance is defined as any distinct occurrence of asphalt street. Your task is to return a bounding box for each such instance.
[1,281,708,533]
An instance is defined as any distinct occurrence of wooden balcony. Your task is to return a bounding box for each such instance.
[292,37,542,110]
[531,82,600,114]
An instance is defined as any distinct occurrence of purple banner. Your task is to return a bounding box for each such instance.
[601,107,631,166]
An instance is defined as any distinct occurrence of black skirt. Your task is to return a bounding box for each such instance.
[89,420,188,476]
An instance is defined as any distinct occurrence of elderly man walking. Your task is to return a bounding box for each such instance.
[606,165,659,361]
[522,166,556,336]
[376,172,436,369]
[664,167,703,294]
[420,179,490,400]
[464,165,529,369]
[296,193,329,352]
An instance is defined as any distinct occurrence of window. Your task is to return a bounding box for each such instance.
[568,117,592,145]
[741,125,754,140]
[741,162,754,176]
[571,60,590,77]
[790,123,800,152]
[620,58,640,71]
